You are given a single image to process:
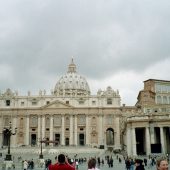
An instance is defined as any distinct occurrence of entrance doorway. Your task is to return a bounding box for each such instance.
[31,134,36,146]
[65,138,69,146]
[79,134,85,145]
[55,134,60,146]
[106,128,114,145]
[136,128,145,155]
[2,130,8,146]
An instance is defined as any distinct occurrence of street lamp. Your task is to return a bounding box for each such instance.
[39,139,44,159]
[3,122,17,161]
[39,137,46,159]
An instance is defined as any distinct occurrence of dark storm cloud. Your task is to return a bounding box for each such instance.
[0,0,170,103]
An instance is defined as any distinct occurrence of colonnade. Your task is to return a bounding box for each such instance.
[24,114,91,147]
[127,125,170,156]
[0,114,121,150]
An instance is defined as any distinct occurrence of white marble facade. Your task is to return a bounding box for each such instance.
[0,60,170,156]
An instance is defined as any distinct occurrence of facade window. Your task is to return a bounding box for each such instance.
[30,116,38,127]
[32,101,37,105]
[157,96,162,104]
[4,118,10,126]
[79,101,84,104]
[65,117,70,125]
[54,115,61,126]
[6,100,10,106]
[155,84,161,92]
[78,115,85,125]
[92,101,96,105]
[147,109,151,113]
[107,98,112,105]
[21,102,24,106]
[66,128,69,131]
[45,117,50,128]
[161,108,166,112]
[66,101,69,104]
[163,96,168,104]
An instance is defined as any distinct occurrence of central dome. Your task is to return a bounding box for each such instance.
[54,59,90,96]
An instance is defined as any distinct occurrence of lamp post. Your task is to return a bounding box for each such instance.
[3,122,17,161]
[39,139,58,159]
[39,139,44,159]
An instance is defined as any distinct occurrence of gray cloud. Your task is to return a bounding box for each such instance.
[0,0,170,104]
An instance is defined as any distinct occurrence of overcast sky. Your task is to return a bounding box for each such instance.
[0,0,170,105]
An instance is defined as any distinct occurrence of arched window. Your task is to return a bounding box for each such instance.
[65,116,70,125]
[30,116,38,127]
[107,98,112,104]
[53,115,61,126]
[157,96,162,104]
[163,96,168,104]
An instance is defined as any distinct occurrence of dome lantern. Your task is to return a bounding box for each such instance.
[67,58,77,73]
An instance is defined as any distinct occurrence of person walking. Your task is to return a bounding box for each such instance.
[23,160,28,170]
[135,159,145,170]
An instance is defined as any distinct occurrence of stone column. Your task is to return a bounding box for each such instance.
[127,127,132,156]
[0,115,2,146]
[98,115,103,146]
[11,116,17,147]
[74,115,77,146]
[115,117,121,150]
[145,126,151,155]
[50,115,53,146]
[37,116,41,146]
[150,124,155,144]
[132,127,137,156]
[86,115,89,145]
[42,116,45,146]
[70,115,73,145]
[61,115,65,145]
[25,115,30,146]
[103,115,106,147]
[160,127,165,154]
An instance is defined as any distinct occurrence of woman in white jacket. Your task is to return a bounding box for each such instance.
[88,158,100,170]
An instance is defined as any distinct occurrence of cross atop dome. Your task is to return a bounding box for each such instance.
[67,57,77,73]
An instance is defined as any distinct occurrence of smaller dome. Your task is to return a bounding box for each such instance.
[54,59,90,96]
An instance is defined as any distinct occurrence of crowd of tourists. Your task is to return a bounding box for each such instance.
[0,151,169,170]
[37,153,169,170]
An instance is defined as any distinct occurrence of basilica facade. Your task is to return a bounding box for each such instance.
[0,59,170,156]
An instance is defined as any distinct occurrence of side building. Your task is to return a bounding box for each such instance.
[126,79,170,156]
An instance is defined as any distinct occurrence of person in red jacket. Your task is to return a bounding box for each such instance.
[48,153,75,170]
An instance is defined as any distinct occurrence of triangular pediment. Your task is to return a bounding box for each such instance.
[41,100,73,109]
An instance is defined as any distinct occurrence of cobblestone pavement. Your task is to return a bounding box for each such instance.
[0,147,169,170]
